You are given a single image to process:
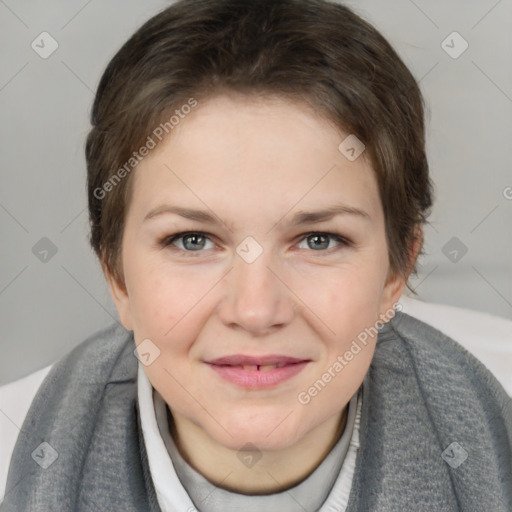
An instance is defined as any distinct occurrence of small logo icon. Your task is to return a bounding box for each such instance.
[503,186,512,200]
[441,441,468,468]
[237,442,262,468]
[134,338,161,366]
[338,134,366,161]
[441,31,468,59]
[236,236,263,264]
[31,441,58,469]
[442,236,468,263]
[31,32,59,59]
[32,237,58,263]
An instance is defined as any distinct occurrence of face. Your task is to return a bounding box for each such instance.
[106,94,404,453]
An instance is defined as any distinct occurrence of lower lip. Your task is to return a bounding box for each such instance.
[207,362,309,389]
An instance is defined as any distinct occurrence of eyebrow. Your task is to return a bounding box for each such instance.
[144,203,370,227]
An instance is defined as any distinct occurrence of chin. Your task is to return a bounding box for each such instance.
[205,411,307,452]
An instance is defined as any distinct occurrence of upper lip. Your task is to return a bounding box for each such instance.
[206,355,308,366]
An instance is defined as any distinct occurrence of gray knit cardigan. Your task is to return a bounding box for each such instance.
[1,312,511,511]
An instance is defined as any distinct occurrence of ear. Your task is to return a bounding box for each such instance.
[404,226,424,281]
[379,269,406,315]
[380,226,423,314]
[101,261,134,331]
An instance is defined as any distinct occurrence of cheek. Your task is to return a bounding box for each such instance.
[129,270,173,332]
[127,259,214,372]
[127,255,203,332]
[303,273,383,413]
[309,259,387,358]
[313,260,386,322]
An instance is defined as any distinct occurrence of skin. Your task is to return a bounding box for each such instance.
[105,93,409,494]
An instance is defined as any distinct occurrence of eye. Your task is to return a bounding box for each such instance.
[161,232,216,254]
[296,232,350,252]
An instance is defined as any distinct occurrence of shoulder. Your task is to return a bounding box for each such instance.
[51,321,133,373]
[0,322,132,504]
[354,306,512,510]
[399,296,512,396]
[0,365,53,503]
[376,308,512,419]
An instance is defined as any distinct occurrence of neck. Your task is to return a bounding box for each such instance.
[168,406,348,494]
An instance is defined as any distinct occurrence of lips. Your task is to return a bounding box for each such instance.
[205,354,310,389]
[206,354,307,368]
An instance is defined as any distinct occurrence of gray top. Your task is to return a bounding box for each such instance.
[154,388,360,512]
[3,313,511,511]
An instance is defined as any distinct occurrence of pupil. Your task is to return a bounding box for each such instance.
[185,234,204,250]
[309,234,328,250]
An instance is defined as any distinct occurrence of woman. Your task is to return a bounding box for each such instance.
[2,0,511,510]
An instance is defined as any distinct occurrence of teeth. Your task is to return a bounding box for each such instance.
[258,365,277,372]
[240,364,281,371]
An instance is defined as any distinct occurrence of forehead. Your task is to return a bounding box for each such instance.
[129,94,382,225]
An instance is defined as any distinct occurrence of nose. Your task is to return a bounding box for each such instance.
[217,248,296,336]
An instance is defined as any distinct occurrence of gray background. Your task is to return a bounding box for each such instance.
[1,0,511,385]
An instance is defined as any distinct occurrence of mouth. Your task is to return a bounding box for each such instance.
[205,354,310,389]
[220,363,291,371]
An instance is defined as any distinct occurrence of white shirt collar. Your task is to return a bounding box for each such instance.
[137,361,196,511]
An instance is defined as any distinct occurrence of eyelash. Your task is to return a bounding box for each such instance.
[159,231,351,257]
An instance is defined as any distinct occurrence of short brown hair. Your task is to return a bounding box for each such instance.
[86,0,433,290]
